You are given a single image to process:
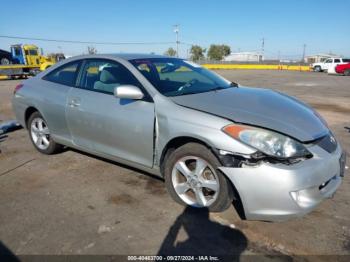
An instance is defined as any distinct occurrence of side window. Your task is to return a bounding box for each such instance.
[325,59,332,63]
[14,48,21,56]
[43,61,80,86]
[334,59,340,63]
[29,49,38,56]
[78,59,141,94]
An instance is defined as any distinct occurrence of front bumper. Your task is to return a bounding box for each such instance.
[219,144,345,221]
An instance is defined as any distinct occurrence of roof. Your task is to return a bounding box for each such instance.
[61,53,177,65]
[102,53,170,60]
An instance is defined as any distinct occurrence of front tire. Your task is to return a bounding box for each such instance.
[164,143,234,212]
[344,69,350,76]
[28,111,62,154]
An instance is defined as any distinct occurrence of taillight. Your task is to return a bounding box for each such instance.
[14,83,24,94]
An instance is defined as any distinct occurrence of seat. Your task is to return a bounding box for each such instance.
[140,70,158,87]
[93,67,123,93]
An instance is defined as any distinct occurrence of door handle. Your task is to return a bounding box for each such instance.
[68,99,81,107]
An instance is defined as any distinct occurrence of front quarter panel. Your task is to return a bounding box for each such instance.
[154,94,257,166]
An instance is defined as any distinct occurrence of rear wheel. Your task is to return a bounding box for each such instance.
[0,57,10,65]
[164,143,234,212]
[314,66,322,72]
[28,111,62,154]
[344,69,350,76]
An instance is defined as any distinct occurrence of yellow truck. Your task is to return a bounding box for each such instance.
[0,44,64,79]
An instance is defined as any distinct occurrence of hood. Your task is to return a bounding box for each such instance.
[170,87,328,142]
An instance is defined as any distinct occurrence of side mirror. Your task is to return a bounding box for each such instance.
[114,85,144,100]
[230,82,239,87]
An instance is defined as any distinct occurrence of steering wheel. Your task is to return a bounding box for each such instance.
[178,79,199,92]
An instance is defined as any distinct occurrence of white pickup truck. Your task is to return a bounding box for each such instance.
[312,57,350,72]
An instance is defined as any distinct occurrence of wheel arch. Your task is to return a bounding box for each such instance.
[24,106,39,128]
[159,136,216,175]
[159,135,246,219]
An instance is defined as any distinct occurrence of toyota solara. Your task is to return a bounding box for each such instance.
[12,54,346,221]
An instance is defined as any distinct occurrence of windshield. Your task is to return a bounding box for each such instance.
[129,58,233,96]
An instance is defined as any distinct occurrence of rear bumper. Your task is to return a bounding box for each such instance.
[219,144,344,221]
[12,95,27,128]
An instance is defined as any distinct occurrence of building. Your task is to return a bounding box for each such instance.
[304,54,340,64]
[224,52,263,62]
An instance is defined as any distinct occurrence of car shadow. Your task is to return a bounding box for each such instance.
[66,147,250,220]
[157,206,247,259]
[0,241,20,262]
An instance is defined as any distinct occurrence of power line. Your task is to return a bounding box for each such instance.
[180,41,196,46]
[0,35,174,45]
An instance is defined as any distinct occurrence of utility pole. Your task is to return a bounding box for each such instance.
[174,24,179,57]
[302,44,306,62]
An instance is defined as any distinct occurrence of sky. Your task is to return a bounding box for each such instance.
[1,0,349,59]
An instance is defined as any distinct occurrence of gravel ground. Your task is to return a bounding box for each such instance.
[0,70,349,258]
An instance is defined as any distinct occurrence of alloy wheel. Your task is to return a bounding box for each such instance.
[171,156,220,207]
[30,117,51,150]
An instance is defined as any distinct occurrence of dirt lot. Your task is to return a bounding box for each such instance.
[0,70,349,258]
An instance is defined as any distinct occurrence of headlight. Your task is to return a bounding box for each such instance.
[222,124,311,159]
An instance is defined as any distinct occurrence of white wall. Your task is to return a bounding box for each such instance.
[224,53,262,62]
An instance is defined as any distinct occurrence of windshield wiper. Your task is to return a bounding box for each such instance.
[208,86,227,92]
[175,86,229,96]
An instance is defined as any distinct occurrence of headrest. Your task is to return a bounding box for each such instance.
[99,67,121,83]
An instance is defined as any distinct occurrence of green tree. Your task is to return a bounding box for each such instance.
[190,45,206,61]
[207,44,231,60]
[164,47,177,57]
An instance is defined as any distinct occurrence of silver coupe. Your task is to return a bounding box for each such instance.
[12,54,346,221]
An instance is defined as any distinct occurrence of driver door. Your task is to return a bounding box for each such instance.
[323,59,333,71]
[66,59,155,167]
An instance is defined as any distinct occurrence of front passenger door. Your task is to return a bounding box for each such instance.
[66,59,155,167]
[323,59,332,71]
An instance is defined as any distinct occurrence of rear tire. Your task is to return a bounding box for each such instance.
[164,143,234,212]
[0,57,10,65]
[27,111,62,154]
[314,66,322,72]
[344,69,350,76]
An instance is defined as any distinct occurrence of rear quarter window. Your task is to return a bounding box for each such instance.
[43,61,81,86]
